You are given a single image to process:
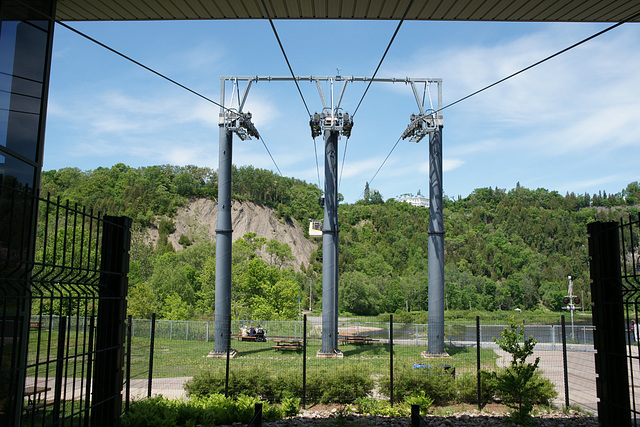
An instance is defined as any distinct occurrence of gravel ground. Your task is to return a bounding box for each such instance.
[217,405,600,426]
[264,410,598,426]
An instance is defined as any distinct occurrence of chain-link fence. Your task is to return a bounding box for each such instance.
[125,314,596,413]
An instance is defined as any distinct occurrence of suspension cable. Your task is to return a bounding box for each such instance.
[313,138,322,190]
[358,135,403,200]
[261,0,312,117]
[438,11,640,114]
[339,137,350,190]
[352,0,415,118]
[54,20,288,178]
[361,13,640,201]
[56,21,232,113]
[258,135,283,176]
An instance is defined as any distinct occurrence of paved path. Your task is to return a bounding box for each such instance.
[494,348,597,413]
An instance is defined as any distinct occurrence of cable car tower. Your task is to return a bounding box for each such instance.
[309,77,353,357]
[209,75,446,360]
[400,78,445,356]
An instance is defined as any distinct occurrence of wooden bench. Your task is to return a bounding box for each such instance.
[272,340,303,351]
[236,335,258,341]
[24,386,50,411]
[29,321,43,330]
[339,334,379,344]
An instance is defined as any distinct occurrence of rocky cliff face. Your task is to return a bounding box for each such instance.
[163,199,317,271]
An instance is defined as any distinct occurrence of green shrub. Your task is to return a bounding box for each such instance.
[122,396,178,427]
[186,364,373,404]
[492,318,558,425]
[404,391,434,414]
[456,371,498,403]
[281,397,301,417]
[351,397,408,417]
[185,365,303,402]
[491,369,557,406]
[184,368,226,398]
[380,365,456,404]
[307,366,374,403]
[123,394,283,427]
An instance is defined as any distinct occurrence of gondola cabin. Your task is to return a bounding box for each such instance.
[309,221,322,238]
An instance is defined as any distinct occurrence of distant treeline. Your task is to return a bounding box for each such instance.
[40,164,640,320]
[41,163,323,226]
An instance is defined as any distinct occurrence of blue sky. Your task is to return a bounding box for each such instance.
[45,19,640,203]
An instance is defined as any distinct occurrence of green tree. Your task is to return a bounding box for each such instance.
[493,319,543,424]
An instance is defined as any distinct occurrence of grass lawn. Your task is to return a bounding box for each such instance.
[131,337,499,378]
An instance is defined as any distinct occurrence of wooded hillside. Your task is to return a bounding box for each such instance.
[40,164,640,320]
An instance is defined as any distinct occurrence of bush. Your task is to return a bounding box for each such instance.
[492,318,558,424]
[122,396,178,427]
[122,394,284,427]
[351,397,408,417]
[404,391,434,414]
[281,397,301,417]
[456,371,499,403]
[307,366,374,403]
[380,365,456,404]
[185,365,373,404]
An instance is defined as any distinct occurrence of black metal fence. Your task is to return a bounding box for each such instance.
[588,215,640,427]
[0,179,131,426]
[136,313,595,414]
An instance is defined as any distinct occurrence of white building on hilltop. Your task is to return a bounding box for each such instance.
[397,190,429,208]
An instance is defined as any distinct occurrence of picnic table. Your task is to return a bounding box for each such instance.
[272,340,303,351]
[24,385,50,410]
[339,334,379,344]
[29,321,43,330]
[237,335,258,342]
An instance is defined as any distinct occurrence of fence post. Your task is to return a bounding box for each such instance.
[125,315,132,411]
[561,315,569,408]
[52,316,67,425]
[588,221,631,427]
[476,315,481,410]
[303,314,307,409]
[249,402,263,427]
[390,314,394,407]
[148,313,156,398]
[225,314,231,397]
[80,317,94,427]
[411,404,420,426]
[92,216,131,427]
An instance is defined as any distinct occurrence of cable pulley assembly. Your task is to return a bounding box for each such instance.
[401,112,438,143]
[309,111,354,138]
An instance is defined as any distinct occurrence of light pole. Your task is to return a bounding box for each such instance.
[562,275,581,341]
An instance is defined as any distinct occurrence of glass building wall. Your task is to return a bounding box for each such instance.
[0,1,56,424]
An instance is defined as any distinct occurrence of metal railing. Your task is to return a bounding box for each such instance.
[1,179,131,426]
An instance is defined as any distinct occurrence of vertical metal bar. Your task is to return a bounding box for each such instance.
[84,316,95,427]
[427,126,445,355]
[53,316,67,425]
[321,130,339,353]
[302,314,307,409]
[125,315,132,412]
[251,402,263,427]
[477,316,481,410]
[411,404,420,427]
[561,315,569,408]
[390,314,394,406]
[148,313,156,398]
[588,221,631,427]
[225,315,231,398]
[214,124,234,354]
